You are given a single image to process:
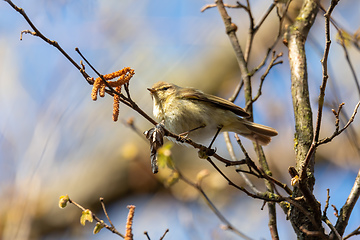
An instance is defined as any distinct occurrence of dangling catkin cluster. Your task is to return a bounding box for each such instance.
[91,67,135,121]
[112,86,121,122]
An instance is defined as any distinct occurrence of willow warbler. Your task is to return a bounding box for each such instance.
[148,81,277,146]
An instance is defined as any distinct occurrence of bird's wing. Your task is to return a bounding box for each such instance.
[180,89,250,118]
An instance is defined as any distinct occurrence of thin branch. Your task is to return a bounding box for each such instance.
[332,169,360,237]
[5,0,162,128]
[144,232,151,240]
[213,4,284,239]
[248,0,290,78]
[323,217,342,240]
[323,189,331,218]
[318,3,360,96]
[332,204,339,218]
[317,101,360,145]
[244,3,277,64]
[338,34,360,96]
[299,0,338,182]
[344,226,360,240]
[215,0,253,116]
[299,226,328,239]
[228,80,244,103]
[201,2,246,12]
[243,0,255,63]
[68,197,125,238]
[178,170,253,240]
[235,135,293,195]
[313,0,339,144]
[122,117,149,142]
[246,52,283,110]
[276,0,293,39]
[253,141,279,240]
[205,156,285,202]
[253,3,276,33]
[100,198,116,230]
[159,229,169,240]
[321,190,342,239]
[4,0,90,82]
[223,132,261,194]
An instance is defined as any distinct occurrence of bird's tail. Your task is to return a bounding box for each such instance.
[235,119,278,146]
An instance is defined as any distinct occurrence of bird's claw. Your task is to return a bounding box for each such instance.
[198,146,216,159]
[176,135,189,143]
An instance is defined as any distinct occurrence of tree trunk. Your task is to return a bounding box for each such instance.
[286,0,323,238]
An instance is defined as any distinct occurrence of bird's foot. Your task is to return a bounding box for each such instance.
[198,146,216,159]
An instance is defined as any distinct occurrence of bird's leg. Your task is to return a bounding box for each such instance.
[198,125,223,158]
[208,125,223,149]
[177,123,206,142]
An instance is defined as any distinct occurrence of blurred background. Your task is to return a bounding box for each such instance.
[0,0,360,239]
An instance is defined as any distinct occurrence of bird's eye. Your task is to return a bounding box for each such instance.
[160,86,170,91]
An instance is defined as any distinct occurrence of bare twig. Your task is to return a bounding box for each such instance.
[299,0,339,182]
[344,226,360,240]
[205,156,285,203]
[243,0,255,63]
[253,3,276,33]
[318,101,360,145]
[319,2,360,97]
[244,2,277,63]
[332,204,339,218]
[314,0,339,143]
[323,189,331,218]
[323,217,342,240]
[321,190,342,239]
[228,80,244,103]
[4,0,91,82]
[201,2,246,12]
[338,34,360,96]
[178,170,252,240]
[253,142,279,240]
[235,135,293,195]
[215,0,253,116]
[68,197,125,238]
[299,226,327,239]
[144,231,151,240]
[122,117,149,142]
[159,229,169,240]
[100,198,116,230]
[212,4,285,239]
[246,51,283,110]
[210,12,284,225]
[223,132,261,194]
[332,169,360,237]
[247,0,290,79]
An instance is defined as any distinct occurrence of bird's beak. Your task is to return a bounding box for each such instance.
[147,87,156,94]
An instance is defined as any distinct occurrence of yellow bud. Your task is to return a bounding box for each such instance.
[58,195,69,208]
[80,209,93,226]
[93,221,104,234]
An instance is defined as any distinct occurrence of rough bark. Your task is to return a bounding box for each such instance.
[286,0,322,239]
